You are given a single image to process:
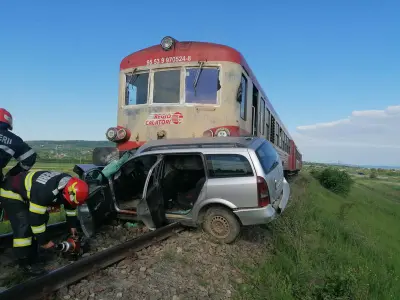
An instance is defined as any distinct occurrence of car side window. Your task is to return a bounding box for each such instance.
[255,142,279,174]
[121,154,158,176]
[205,154,253,178]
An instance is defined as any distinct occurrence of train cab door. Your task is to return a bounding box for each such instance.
[136,156,168,230]
[252,84,259,136]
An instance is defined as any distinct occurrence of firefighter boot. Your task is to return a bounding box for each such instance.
[18,257,47,276]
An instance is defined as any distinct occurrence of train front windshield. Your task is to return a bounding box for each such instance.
[125,67,220,106]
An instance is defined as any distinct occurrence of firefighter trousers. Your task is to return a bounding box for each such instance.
[0,188,38,262]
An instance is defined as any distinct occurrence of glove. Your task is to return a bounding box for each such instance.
[41,240,55,249]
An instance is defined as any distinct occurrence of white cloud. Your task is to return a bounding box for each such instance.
[293,105,400,166]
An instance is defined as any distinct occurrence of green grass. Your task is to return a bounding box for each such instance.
[5,161,77,175]
[236,172,400,300]
[0,209,66,235]
[31,163,76,175]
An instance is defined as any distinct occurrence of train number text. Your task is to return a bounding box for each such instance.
[146,56,191,65]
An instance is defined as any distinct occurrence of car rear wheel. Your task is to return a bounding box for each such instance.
[202,207,241,244]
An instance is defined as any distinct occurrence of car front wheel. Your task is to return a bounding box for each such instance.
[202,206,241,244]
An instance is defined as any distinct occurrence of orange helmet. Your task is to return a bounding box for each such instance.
[62,177,89,207]
[0,108,13,130]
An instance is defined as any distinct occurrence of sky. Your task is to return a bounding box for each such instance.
[0,0,399,166]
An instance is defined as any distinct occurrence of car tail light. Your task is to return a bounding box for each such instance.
[257,176,270,207]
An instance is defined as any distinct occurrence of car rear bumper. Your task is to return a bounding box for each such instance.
[233,178,291,226]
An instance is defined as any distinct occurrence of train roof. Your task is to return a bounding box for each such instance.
[120,39,292,141]
[137,136,259,153]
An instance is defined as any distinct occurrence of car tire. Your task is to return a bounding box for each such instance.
[202,206,241,244]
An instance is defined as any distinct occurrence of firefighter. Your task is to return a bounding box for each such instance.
[0,108,37,182]
[0,170,89,275]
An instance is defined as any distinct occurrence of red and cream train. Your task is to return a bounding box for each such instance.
[105,36,302,174]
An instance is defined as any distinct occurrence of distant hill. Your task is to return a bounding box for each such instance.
[26,140,115,163]
[304,161,400,170]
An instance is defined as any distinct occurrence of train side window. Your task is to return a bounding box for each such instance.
[270,115,275,144]
[125,72,149,105]
[283,133,286,151]
[260,98,265,135]
[265,108,270,140]
[285,135,288,152]
[275,122,280,146]
[287,136,290,153]
[185,68,219,104]
[153,69,181,104]
[237,75,247,120]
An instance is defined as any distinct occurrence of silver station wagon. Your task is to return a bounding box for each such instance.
[75,137,291,243]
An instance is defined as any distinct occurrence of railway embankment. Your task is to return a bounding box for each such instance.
[235,171,400,300]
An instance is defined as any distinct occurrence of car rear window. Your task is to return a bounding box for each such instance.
[255,141,279,174]
[205,154,253,178]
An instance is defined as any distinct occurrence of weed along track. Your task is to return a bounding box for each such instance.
[0,222,183,299]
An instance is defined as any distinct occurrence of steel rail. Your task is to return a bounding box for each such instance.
[0,222,182,300]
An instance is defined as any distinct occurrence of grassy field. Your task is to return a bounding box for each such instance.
[236,172,400,300]
[2,161,77,175]
[24,162,76,175]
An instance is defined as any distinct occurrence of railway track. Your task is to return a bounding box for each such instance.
[0,222,183,300]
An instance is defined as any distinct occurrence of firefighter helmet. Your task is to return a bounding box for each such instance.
[62,177,89,206]
[0,108,13,130]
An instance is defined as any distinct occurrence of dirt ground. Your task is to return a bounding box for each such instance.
[55,225,272,300]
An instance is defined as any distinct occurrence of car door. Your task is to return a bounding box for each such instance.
[77,168,116,238]
[136,156,167,230]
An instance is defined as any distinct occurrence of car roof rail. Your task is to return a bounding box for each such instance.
[141,142,248,153]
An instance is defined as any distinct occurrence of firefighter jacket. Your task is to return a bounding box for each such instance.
[9,170,79,246]
[0,124,37,180]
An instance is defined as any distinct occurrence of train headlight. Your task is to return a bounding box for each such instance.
[215,128,230,137]
[117,128,127,140]
[160,36,174,51]
[106,127,118,141]
[203,129,214,137]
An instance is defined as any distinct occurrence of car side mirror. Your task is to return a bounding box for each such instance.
[83,169,108,187]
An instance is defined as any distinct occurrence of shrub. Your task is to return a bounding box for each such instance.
[316,168,354,196]
[369,172,377,179]
[310,167,321,179]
